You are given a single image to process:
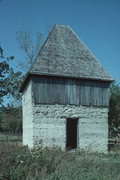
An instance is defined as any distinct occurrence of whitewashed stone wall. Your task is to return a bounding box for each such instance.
[22,81,34,148]
[32,104,108,153]
[22,83,108,152]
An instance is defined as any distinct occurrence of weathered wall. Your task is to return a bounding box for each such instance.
[32,76,110,107]
[22,81,34,148]
[32,104,108,153]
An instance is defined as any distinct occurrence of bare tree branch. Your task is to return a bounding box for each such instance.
[16,30,42,71]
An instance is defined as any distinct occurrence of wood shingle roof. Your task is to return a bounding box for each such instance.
[20,24,113,92]
[30,24,113,81]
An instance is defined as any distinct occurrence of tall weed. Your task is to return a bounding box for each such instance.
[0,143,120,180]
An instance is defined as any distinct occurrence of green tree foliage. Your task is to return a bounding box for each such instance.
[0,47,23,134]
[108,82,120,127]
[0,47,23,105]
[0,107,3,130]
[0,105,22,134]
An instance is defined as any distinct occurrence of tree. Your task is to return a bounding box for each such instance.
[0,46,23,105]
[1,105,22,134]
[16,30,42,71]
[108,82,120,127]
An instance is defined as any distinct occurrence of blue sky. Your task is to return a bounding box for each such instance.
[0,0,120,83]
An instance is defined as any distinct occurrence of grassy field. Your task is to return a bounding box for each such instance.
[0,132,22,143]
[0,133,120,180]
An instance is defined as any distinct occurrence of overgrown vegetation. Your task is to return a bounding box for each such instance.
[0,105,22,134]
[0,142,120,180]
[0,47,23,105]
[0,47,22,134]
[109,82,120,127]
[108,82,120,139]
[0,133,22,143]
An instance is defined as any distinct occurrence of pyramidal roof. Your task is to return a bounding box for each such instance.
[30,24,113,81]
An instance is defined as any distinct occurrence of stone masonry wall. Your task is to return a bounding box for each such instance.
[32,104,108,153]
[22,81,33,148]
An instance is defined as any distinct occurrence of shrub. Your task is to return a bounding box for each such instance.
[0,143,120,180]
[0,105,22,134]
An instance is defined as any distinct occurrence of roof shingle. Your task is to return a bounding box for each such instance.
[30,24,113,81]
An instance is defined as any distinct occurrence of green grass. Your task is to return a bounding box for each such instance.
[0,133,120,180]
[0,132,22,143]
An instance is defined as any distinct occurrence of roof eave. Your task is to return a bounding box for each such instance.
[31,72,114,81]
[19,72,31,93]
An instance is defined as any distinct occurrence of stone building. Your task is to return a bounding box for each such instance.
[20,24,113,152]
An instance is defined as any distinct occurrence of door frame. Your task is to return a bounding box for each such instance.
[66,118,79,150]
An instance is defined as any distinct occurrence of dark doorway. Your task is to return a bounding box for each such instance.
[66,118,78,150]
